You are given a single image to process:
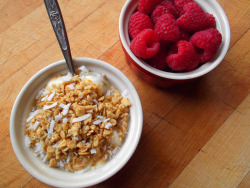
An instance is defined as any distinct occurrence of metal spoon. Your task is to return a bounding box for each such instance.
[44,0,76,75]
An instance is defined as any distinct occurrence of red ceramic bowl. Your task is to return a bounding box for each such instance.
[119,0,231,88]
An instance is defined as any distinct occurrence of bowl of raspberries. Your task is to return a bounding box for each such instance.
[119,0,230,88]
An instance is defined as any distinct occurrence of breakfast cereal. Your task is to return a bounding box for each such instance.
[24,65,131,172]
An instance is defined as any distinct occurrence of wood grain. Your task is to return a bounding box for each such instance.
[0,0,43,34]
[219,0,250,49]
[0,0,249,187]
[170,94,250,188]
[238,172,250,188]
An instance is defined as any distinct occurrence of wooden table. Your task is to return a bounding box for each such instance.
[0,0,249,187]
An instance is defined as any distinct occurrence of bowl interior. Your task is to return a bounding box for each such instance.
[119,0,231,80]
[10,58,143,187]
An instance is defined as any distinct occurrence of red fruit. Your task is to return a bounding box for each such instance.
[147,43,171,70]
[206,13,216,28]
[128,12,154,39]
[190,28,222,63]
[151,0,178,23]
[130,29,160,59]
[166,40,200,71]
[138,0,163,15]
[179,31,190,41]
[174,0,193,16]
[154,13,180,42]
[177,2,209,32]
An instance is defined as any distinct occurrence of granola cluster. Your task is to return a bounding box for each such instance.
[24,70,131,172]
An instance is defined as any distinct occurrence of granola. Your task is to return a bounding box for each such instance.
[24,66,131,172]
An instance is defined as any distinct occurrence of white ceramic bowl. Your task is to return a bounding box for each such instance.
[10,57,143,187]
[119,0,231,88]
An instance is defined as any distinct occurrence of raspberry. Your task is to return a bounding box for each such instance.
[147,43,171,70]
[174,0,193,16]
[130,29,160,59]
[179,31,190,41]
[154,13,180,42]
[166,40,200,71]
[138,0,163,15]
[177,2,209,32]
[151,0,178,23]
[190,28,222,63]
[128,12,154,39]
[206,13,216,28]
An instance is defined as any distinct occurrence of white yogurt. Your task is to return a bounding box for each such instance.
[47,65,110,94]
[47,72,73,88]
[111,131,122,147]
[82,72,110,94]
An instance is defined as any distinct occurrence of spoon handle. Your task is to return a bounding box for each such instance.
[44,0,76,75]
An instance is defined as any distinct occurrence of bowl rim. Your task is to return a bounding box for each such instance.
[119,0,231,80]
[9,57,143,187]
